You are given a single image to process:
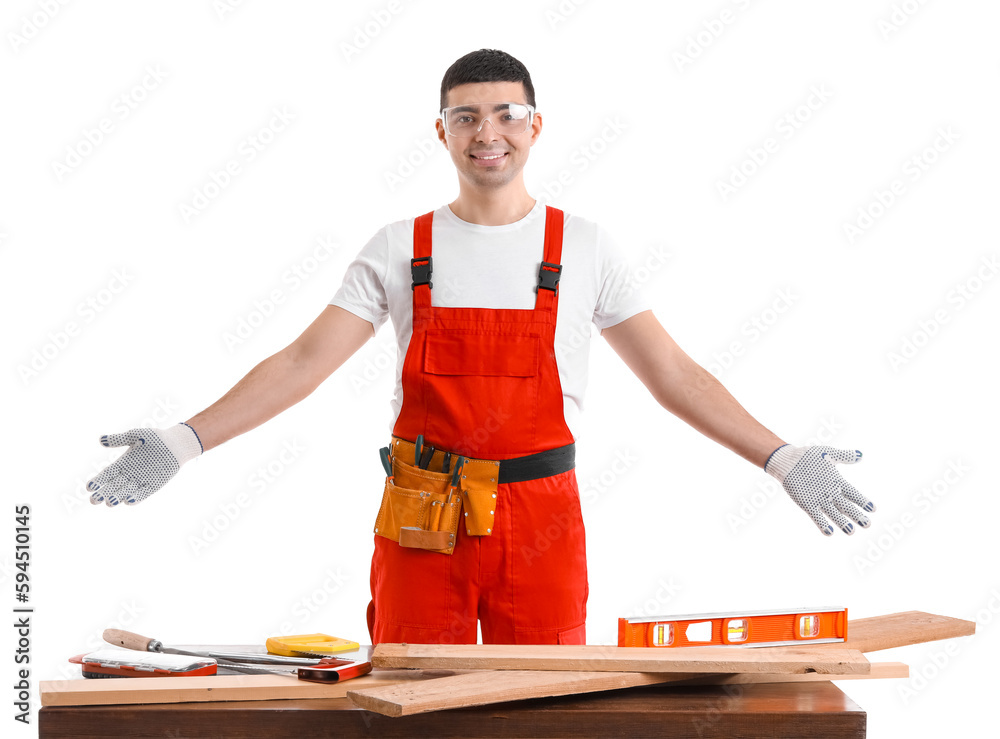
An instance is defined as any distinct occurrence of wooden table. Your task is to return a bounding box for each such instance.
[39,680,865,738]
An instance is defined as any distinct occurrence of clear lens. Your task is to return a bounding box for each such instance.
[442,102,533,136]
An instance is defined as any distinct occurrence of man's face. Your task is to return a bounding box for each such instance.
[436,81,542,192]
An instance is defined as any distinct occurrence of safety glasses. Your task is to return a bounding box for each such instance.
[440,101,535,137]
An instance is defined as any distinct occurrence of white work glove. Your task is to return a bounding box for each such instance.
[765,444,876,536]
[87,423,203,507]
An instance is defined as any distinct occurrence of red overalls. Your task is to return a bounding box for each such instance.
[368,206,589,645]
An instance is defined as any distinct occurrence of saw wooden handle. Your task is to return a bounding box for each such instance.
[103,629,156,652]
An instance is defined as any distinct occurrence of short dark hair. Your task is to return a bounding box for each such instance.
[440,49,535,112]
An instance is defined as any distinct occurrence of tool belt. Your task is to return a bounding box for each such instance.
[373,438,576,555]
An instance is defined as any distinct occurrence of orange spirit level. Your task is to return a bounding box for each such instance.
[618,607,847,648]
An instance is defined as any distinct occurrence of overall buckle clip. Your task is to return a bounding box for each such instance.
[537,261,562,294]
[411,256,433,290]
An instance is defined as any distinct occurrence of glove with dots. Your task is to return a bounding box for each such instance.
[765,444,876,536]
[87,423,203,507]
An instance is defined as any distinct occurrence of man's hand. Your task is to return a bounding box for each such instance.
[765,445,876,536]
[87,423,203,507]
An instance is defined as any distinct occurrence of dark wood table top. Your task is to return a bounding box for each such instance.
[39,679,865,738]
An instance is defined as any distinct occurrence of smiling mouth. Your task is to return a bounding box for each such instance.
[471,152,507,160]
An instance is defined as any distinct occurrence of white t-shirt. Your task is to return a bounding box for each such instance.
[329,202,649,439]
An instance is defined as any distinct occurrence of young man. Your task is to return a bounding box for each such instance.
[86,50,876,646]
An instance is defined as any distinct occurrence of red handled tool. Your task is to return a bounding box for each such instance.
[102,630,372,684]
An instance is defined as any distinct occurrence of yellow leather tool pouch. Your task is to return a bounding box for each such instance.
[389,437,501,537]
[373,458,461,555]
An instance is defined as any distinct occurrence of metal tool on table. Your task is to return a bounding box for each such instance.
[103,629,372,683]
[69,649,217,679]
[618,607,848,648]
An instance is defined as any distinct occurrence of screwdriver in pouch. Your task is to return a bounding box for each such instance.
[379,446,393,482]
[431,456,464,531]
[445,456,465,508]
[414,434,424,466]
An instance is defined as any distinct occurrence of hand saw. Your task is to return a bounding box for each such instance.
[102,629,372,683]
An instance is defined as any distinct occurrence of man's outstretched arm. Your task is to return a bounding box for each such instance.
[87,306,374,506]
[187,306,374,452]
[601,310,783,467]
[601,310,875,535]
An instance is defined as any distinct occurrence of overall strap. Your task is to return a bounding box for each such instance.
[411,211,434,313]
[534,206,564,314]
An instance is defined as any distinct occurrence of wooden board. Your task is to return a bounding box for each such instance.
[807,610,975,653]
[349,670,674,717]
[347,662,907,717]
[39,669,467,707]
[370,643,870,674]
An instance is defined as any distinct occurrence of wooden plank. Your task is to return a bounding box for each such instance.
[371,643,870,675]
[39,670,467,707]
[807,610,975,653]
[677,660,908,686]
[348,670,677,717]
[347,662,906,717]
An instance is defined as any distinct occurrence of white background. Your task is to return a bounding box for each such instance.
[3,1,998,736]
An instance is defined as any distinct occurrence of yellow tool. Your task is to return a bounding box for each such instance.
[265,633,359,657]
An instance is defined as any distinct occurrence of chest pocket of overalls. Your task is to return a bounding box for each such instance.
[422,329,542,453]
[424,330,540,376]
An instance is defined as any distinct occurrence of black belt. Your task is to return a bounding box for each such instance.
[499,443,576,484]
